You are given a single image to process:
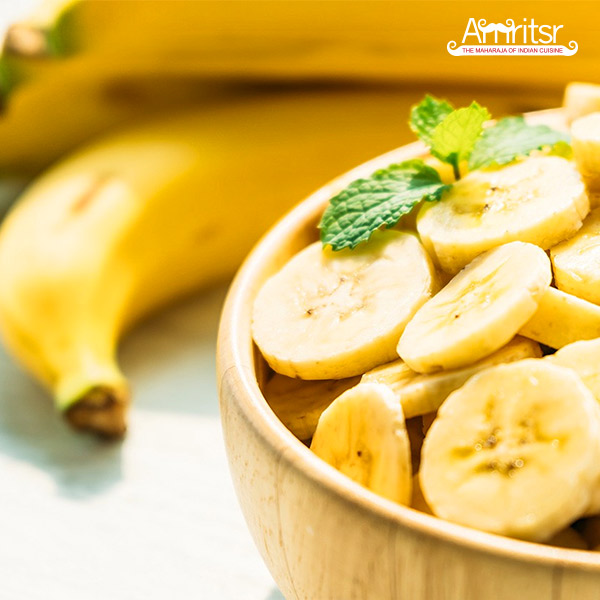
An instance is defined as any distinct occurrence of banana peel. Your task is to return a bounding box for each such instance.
[4,0,600,91]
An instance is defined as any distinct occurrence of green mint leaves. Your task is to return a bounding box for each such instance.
[410,97,490,178]
[319,160,449,250]
[430,102,490,178]
[409,95,453,146]
[320,95,570,251]
[468,116,570,170]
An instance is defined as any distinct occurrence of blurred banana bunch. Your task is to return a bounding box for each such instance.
[0,0,588,174]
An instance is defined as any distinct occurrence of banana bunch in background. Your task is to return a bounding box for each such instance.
[0,0,584,175]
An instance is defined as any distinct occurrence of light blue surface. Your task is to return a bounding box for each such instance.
[0,285,284,599]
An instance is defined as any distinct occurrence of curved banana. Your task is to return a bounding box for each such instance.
[3,2,591,106]
[0,95,409,437]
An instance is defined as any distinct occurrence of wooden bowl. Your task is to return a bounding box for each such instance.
[217,109,600,599]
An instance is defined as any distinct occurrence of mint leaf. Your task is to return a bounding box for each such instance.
[469,117,570,170]
[319,160,449,251]
[410,95,454,146]
[430,102,490,177]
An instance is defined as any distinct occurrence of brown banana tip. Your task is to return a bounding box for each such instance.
[64,385,130,439]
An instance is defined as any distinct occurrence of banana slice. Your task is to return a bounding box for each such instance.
[417,156,588,273]
[551,208,600,303]
[519,287,600,349]
[571,114,600,196]
[363,336,541,418]
[252,230,438,380]
[263,374,360,441]
[420,360,600,542]
[564,82,600,123]
[397,242,551,373]
[547,338,600,402]
[310,383,412,504]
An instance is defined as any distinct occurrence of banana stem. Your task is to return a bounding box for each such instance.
[63,384,129,439]
[54,360,130,438]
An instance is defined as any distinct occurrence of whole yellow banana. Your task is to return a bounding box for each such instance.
[0,89,413,436]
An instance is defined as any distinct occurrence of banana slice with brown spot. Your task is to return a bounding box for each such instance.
[420,360,600,542]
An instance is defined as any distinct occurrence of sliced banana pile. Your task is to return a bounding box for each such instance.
[362,336,540,418]
[252,93,600,548]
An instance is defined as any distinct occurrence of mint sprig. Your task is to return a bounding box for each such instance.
[319,160,449,250]
[409,95,453,146]
[319,96,570,251]
[430,102,490,179]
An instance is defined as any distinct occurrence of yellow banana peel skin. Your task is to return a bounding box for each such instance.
[0,90,415,436]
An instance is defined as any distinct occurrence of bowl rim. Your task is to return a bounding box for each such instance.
[218,107,600,572]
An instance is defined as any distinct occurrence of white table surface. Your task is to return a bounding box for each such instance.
[0,286,284,599]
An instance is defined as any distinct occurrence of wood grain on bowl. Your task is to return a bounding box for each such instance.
[217,110,600,600]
